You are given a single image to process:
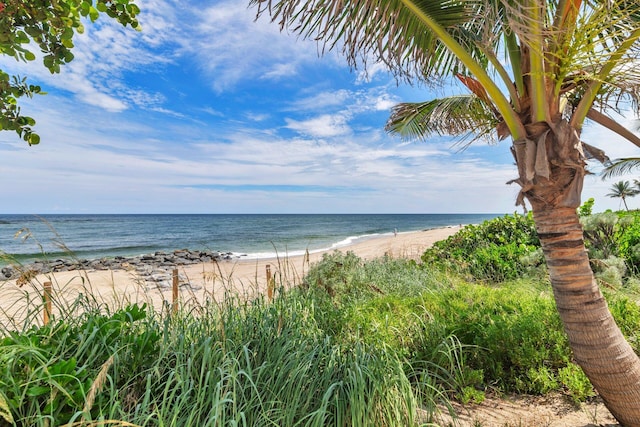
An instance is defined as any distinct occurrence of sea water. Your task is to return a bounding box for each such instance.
[0,213,501,266]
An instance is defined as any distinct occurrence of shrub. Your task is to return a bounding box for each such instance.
[421,213,543,282]
[0,287,423,426]
[578,197,595,217]
[302,252,453,352]
[412,282,572,395]
[615,211,640,272]
[607,294,640,353]
[0,303,158,425]
[559,363,596,404]
[141,294,418,427]
[581,211,622,260]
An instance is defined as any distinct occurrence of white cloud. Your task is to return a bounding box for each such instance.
[245,112,270,122]
[189,1,324,92]
[261,63,298,80]
[1,88,524,214]
[287,90,352,112]
[80,91,129,112]
[285,114,351,138]
[356,61,392,84]
[374,95,397,111]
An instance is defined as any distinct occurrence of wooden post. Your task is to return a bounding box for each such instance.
[266,264,274,302]
[43,281,52,325]
[172,269,179,315]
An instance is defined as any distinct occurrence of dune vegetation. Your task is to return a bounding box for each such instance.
[3,203,640,426]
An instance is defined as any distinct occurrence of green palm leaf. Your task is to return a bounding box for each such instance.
[386,95,500,143]
[252,0,482,80]
[602,157,640,179]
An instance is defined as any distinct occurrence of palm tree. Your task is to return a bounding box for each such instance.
[250,0,640,423]
[607,180,639,211]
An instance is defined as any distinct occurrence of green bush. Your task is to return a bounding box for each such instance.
[0,303,158,425]
[303,252,599,399]
[297,216,640,403]
[302,252,452,353]
[607,294,640,353]
[413,282,571,395]
[559,363,596,404]
[581,211,623,260]
[616,211,640,272]
[140,294,418,427]
[421,213,543,282]
[578,197,595,217]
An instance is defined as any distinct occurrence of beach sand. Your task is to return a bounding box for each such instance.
[0,226,461,325]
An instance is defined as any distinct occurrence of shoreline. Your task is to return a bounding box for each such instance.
[0,226,462,325]
[1,227,449,270]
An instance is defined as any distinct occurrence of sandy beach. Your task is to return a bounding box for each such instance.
[0,226,461,326]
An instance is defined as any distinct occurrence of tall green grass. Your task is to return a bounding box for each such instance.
[0,280,427,427]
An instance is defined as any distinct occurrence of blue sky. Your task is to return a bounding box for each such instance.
[0,0,639,214]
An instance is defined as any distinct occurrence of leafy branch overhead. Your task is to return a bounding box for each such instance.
[0,0,140,145]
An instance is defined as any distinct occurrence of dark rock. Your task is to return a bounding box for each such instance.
[2,247,234,284]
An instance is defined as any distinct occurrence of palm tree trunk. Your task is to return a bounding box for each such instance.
[533,206,640,425]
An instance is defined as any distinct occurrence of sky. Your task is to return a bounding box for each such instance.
[0,0,639,214]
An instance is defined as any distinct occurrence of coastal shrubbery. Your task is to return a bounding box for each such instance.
[581,209,640,286]
[420,212,544,282]
[421,207,640,288]
[3,209,640,425]
[302,253,610,404]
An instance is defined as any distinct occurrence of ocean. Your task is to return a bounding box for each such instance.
[0,214,501,266]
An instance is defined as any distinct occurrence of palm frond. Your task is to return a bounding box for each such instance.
[586,109,640,148]
[385,95,500,143]
[567,0,640,126]
[594,65,640,116]
[251,0,488,81]
[602,157,640,179]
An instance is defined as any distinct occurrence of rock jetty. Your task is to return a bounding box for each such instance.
[1,249,242,290]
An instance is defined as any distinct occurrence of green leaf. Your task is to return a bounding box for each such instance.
[24,51,36,61]
[50,358,77,375]
[15,31,30,44]
[89,6,99,22]
[3,47,16,57]
[61,27,74,40]
[25,26,41,39]
[80,1,91,16]
[127,3,141,15]
[28,133,40,145]
[43,55,54,70]
[26,385,49,397]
